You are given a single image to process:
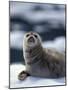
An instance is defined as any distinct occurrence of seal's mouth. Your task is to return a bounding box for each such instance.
[28,36,35,43]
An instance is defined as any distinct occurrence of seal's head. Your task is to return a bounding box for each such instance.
[23,32,42,48]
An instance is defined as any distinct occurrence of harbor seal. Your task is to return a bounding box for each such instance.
[18,32,65,80]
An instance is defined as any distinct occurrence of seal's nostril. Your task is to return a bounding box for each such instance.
[28,36,35,42]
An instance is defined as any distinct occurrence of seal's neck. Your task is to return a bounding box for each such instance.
[24,44,43,65]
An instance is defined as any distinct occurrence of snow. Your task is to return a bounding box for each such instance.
[10,64,65,88]
[10,31,26,50]
[42,36,65,53]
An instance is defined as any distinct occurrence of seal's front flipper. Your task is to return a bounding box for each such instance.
[18,71,30,80]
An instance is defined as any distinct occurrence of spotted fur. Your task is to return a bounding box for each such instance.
[18,32,65,80]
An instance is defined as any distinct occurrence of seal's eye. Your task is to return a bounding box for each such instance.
[34,34,37,38]
[26,34,30,37]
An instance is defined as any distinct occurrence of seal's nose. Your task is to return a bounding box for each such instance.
[28,36,35,42]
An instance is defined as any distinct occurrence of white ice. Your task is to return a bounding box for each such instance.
[10,64,65,88]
